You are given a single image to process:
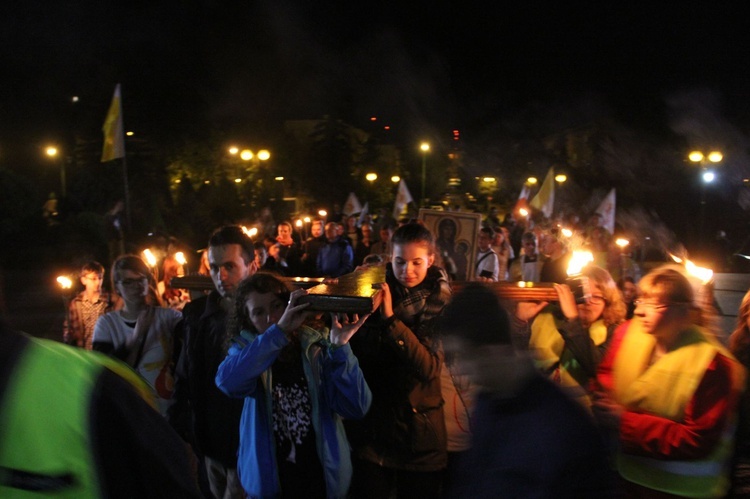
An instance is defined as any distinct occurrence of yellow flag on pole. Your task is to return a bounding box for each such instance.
[529,167,555,218]
[101,84,125,162]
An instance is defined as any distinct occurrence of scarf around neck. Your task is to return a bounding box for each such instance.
[385,263,452,339]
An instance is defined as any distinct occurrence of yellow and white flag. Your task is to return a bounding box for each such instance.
[393,179,414,219]
[529,167,555,218]
[101,84,125,162]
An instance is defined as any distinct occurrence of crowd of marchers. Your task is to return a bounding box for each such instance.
[3,203,750,499]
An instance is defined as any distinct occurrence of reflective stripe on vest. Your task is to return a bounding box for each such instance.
[0,338,153,498]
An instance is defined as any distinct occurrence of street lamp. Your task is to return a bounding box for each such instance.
[689,150,722,239]
[420,142,430,207]
[45,146,66,198]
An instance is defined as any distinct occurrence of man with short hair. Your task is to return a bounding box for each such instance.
[370,221,394,261]
[300,219,326,276]
[540,229,571,284]
[170,225,251,499]
[317,222,354,277]
[63,261,113,349]
[509,232,544,282]
[275,221,302,276]
[475,227,500,282]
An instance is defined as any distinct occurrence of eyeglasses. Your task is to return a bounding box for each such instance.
[633,300,669,312]
[587,295,607,306]
[118,277,148,287]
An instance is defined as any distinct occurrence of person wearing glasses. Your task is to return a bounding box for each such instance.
[93,254,182,417]
[517,264,626,410]
[593,266,745,498]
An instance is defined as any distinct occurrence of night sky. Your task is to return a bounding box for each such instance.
[4,2,750,138]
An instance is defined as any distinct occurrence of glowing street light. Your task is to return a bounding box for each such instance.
[391,175,400,183]
[365,172,378,182]
[420,142,430,207]
[689,150,723,239]
[555,174,567,184]
[45,146,66,198]
[527,176,538,185]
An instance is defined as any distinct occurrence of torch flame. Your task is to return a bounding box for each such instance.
[241,226,258,238]
[142,249,157,268]
[174,251,187,266]
[567,250,594,276]
[56,275,73,289]
[669,253,714,285]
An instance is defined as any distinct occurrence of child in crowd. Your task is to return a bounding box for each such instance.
[215,272,372,498]
[346,222,452,499]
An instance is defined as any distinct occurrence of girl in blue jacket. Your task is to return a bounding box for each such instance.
[216,272,372,499]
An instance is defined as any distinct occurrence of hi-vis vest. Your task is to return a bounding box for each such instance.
[612,320,745,498]
[0,336,154,498]
[530,312,608,409]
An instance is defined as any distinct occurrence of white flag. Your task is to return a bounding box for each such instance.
[343,192,363,216]
[393,180,414,219]
[358,202,369,226]
[595,188,616,234]
[529,168,555,218]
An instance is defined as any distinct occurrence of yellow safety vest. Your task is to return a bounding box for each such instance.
[530,312,607,409]
[0,337,154,498]
[612,320,745,498]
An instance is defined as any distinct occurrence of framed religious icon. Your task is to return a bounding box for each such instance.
[418,209,482,282]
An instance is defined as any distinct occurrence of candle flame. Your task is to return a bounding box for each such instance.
[561,228,573,238]
[567,251,594,275]
[56,275,73,289]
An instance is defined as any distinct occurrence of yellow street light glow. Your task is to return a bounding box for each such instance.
[615,238,630,248]
[527,177,538,185]
[688,151,704,163]
[708,151,723,163]
[234,178,242,183]
[303,216,311,223]
[56,275,73,289]
[46,146,58,157]
[142,249,157,268]
[420,142,430,152]
[391,175,401,183]
[295,219,303,228]
[482,177,496,183]
[228,146,239,155]
[318,209,327,217]
[274,176,284,181]
[257,149,271,161]
[240,149,253,161]
[555,174,567,183]
[174,252,187,266]
[126,131,134,136]
[366,173,378,182]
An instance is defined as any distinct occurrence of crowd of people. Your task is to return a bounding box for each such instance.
[2,203,750,498]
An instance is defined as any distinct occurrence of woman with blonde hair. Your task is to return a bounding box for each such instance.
[520,264,627,408]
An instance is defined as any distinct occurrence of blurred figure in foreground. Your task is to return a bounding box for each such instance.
[440,283,614,498]
[0,322,201,498]
[594,266,745,498]
[63,261,114,350]
[728,289,750,497]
